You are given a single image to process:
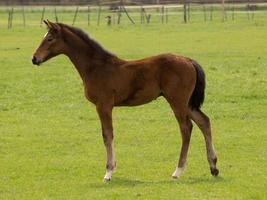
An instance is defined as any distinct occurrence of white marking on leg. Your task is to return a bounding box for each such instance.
[103,170,113,182]
[172,166,185,178]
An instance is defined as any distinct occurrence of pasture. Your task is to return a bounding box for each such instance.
[1,8,267,200]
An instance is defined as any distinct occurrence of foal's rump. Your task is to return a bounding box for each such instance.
[156,54,199,106]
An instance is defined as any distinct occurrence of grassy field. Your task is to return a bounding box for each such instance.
[1,9,267,200]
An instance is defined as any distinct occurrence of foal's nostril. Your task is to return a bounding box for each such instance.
[32,56,38,65]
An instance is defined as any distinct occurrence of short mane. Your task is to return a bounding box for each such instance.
[59,23,115,59]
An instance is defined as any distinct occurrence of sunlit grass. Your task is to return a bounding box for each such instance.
[0,9,267,200]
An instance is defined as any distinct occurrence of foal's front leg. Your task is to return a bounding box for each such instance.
[96,103,116,182]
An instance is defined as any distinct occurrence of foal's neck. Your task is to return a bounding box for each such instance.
[63,28,122,80]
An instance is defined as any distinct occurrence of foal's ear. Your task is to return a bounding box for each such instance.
[43,20,52,29]
[43,20,49,26]
[44,20,61,35]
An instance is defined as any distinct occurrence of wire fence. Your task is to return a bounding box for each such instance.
[2,0,267,6]
[1,2,267,28]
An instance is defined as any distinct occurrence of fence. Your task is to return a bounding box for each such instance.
[1,2,267,28]
[2,0,267,6]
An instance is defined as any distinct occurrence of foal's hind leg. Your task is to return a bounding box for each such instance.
[189,109,219,176]
[169,102,193,178]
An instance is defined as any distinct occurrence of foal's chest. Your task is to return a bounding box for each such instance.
[83,83,98,105]
[82,77,112,105]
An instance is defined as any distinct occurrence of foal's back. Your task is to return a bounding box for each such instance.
[113,53,196,106]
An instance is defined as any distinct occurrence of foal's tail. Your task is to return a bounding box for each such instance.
[189,60,206,110]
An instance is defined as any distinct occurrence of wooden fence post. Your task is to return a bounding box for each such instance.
[210,5,213,21]
[87,6,90,26]
[54,7,58,23]
[140,6,144,24]
[11,8,13,28]
[97,5,101,26]
[8,10,11,29]
[72,6,79,25]
[251,6,255,20]
[165,7,168,23]
[183,1,187,23]
[112,9,115,25]
[157,6,160,23]
[40,7,45,27]
[121,5,135,24]
[161,6,164,24]
[22,6,26,27]
[117,6,121,24]
[187,3,190,22]
[231,1,235,21]
[222,0,225,22]
[8,8,14,29]
[203,5,207,22]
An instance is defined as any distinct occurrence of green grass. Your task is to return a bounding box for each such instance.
[1,9,267,200]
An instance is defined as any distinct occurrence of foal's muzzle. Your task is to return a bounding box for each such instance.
[32,56,41,66]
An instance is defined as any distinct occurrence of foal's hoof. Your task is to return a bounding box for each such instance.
[210,167,219,176]
[103,170,113,182]
[103,177,111,183]
[171,167,184,179]
[172,175,179,179]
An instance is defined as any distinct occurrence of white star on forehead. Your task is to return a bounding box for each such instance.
[43,32,48,38]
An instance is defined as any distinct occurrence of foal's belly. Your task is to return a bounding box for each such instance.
[115,84,161,106]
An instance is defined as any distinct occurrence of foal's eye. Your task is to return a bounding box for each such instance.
[47,38,53,42]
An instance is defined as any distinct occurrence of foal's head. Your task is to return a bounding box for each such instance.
[32,20,67,65]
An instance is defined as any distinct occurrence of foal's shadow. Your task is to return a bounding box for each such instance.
[90,176,226,188]
[179,176,226,185]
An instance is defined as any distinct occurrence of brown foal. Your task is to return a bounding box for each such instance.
[32,20,219,181]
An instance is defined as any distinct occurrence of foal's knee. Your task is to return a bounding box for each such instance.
[102,130,113,145]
